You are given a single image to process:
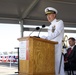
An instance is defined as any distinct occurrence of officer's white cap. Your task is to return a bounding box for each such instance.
[45,7,58,15]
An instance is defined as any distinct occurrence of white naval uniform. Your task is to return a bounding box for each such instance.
[41,19,65,75]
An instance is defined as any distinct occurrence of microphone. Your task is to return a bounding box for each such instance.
[29,27,40,36]
[38,24,46,37]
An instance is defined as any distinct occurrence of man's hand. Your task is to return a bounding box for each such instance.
[64,60,68,63]
[62,49,67,54]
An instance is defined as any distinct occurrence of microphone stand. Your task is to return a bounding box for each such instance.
[29,29,36,36]
[37,24,45,38]
[29,27,40,36]
[37,28,42,38]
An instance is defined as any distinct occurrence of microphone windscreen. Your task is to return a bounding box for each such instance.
[42,25,45,28]
[36,27,40,30]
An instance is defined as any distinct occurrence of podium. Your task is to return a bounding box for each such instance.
[18,36,58,75]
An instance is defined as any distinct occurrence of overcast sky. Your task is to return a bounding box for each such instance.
[0,23,76,52]
[0,23,20,52]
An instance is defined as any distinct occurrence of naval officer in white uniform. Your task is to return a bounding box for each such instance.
[41,7,65,75]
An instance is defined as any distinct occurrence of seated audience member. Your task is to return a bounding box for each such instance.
[64,37,76,72]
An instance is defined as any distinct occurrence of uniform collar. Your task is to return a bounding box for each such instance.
[51,19,56,24]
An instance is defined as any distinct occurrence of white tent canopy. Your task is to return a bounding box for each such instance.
[0,0,76,34]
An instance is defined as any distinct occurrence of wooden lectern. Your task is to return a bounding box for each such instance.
[18,36,58,75]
